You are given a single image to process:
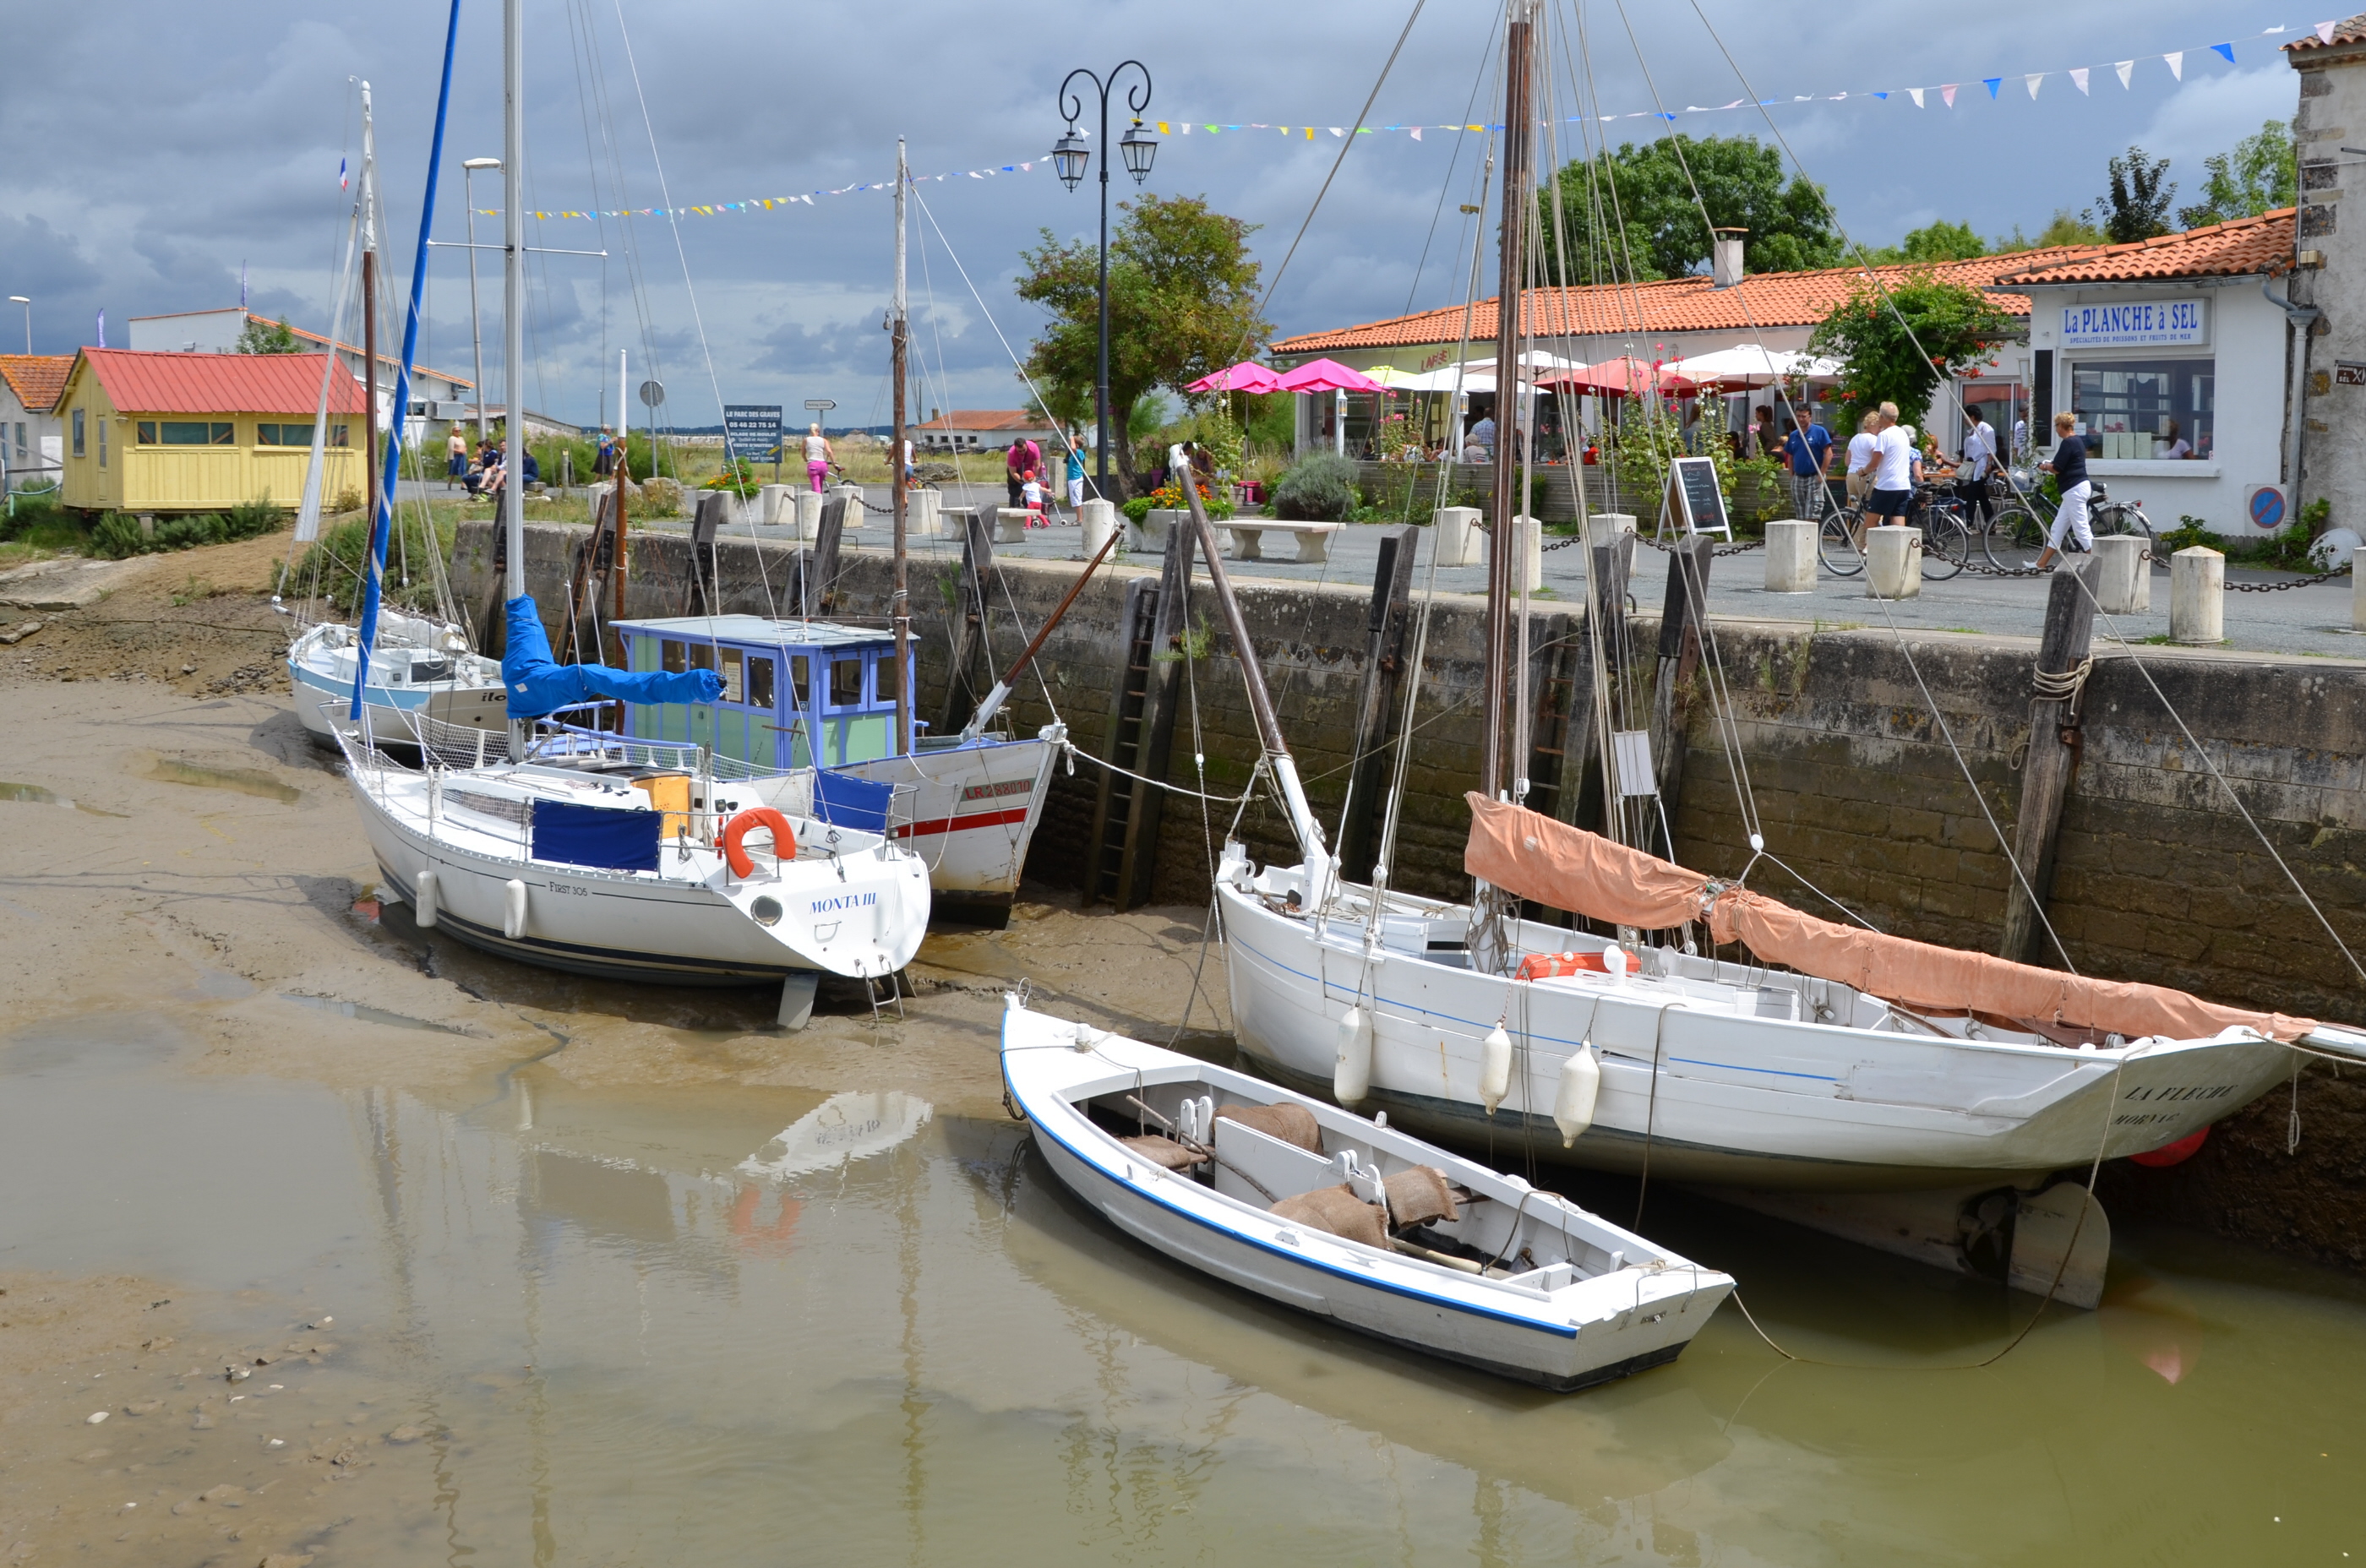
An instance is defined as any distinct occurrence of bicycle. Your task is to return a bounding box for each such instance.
[1818,502,1867,576]
[1979,481,2157,573]
[1817,487,1965,580]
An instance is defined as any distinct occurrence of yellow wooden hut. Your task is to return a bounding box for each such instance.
[53,348,368,514]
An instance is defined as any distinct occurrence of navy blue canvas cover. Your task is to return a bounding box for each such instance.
[814,770,896,833]
[530,798,662,872]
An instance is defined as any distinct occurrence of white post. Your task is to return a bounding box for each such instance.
[2355,547,2366,632]
[1433,504,1483,567]
[1333,389,1346,456]
[1764,519,1816,593]
[2170,546,2224,644]
[1584,511,1637,549]
[908,485,940,539]
[2091,534,2151,616]
[1866,525,1922,599]
[1081,497,1118,557]
[1490,514,1542,593]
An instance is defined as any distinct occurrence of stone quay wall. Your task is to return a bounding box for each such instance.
[455,520,2366,1270]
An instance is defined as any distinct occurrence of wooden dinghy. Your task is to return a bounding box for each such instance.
[1000,998,1733,1391]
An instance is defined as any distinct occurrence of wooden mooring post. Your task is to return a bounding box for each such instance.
[1086,522,1199,909]
[1337,525,1419,884]
[1647,534,1715,854]
[1999,558,2102,965]
[933,508,995,736]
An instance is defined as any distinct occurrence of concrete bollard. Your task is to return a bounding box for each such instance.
[1865,525,1922,599]
[1584,511,1638,549]
[2357,548,2366,633]
[2170,546,2225,644]
[759,483,794,525]
[1764,519,1816,593]
[1433,505,1484,566]
[794,490,823,537]
[907,487,940,538]
[827,483,864,526]
[1132,507,1182,553]
[1081,498,1119,558]
[2091,534,2151,616]
[1487,514,1544,594]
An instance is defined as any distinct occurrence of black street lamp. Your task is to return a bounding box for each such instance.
[1052,62,1155,500]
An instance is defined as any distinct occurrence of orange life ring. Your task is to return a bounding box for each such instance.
[721,806,797,877]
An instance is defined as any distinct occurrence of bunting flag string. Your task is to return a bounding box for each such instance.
[477,19,2336,224]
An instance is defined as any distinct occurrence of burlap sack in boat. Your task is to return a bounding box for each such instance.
[1121,1135,1205,1171]
[1382,1166,1461,1229]
[1216,1102,1324,1154]
[1268,1184,1387,1249]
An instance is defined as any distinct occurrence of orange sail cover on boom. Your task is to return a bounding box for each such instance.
[1464,794,2313,1043]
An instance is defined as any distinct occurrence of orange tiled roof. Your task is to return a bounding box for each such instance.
[1992,210,2294,285]
[1268,249,2103,357]
[2284,14,2366,53]
[74,349,368,416]
[920,410,1045,430]
[0,354,74,413]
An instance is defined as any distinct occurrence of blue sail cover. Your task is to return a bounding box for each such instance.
[502,595,721,718]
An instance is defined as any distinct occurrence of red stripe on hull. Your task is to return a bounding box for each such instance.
[893,805,1034,840]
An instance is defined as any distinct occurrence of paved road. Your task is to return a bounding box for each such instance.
[548,481,2366,661]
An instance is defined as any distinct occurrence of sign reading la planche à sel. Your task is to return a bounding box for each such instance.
[2058,299,2207,349]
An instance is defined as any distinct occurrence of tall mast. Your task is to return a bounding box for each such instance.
[891,139,912,755]
[1482,0,1535,802]
[502,0,527,759]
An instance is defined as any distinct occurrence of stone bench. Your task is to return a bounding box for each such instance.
[995,506,1044,542]
[1219,519,1345,564]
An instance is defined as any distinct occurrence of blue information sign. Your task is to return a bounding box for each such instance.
[723,404,783,464]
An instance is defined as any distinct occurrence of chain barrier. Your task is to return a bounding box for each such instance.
[2227,564,2353,593]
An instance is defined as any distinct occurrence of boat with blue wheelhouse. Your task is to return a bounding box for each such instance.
[608,612,1061,926]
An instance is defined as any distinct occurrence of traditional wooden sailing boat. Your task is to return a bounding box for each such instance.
[334,0,933,1026]
[1002,995,1732,1391]
[1194,0,2357,1306]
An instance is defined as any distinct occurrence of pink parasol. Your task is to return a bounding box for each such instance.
[1274,357,1390,395]
[1538,356,1700,397]
[1185,361,1285,395]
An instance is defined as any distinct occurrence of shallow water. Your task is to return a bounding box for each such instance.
[5,1010,2363,1566]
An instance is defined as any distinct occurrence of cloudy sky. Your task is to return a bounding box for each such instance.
[0,1,2307,428]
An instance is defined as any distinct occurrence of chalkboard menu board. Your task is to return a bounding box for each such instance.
[1664,456,1731,537]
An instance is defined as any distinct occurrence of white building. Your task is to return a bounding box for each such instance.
[0,355,70,493]
[1993,210,2301,540]
[915,408,1061,454]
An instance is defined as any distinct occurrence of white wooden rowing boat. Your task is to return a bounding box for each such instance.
[1001,998,1732,1391]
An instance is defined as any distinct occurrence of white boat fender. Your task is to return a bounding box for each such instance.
[1333,1004,1373,1106]
[503,879,528,940]
[1480,1023,1513,1116]
[1554,1043,1601,1147]
[415,868,439,928]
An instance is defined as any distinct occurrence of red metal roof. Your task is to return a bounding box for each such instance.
[0,355,74,413]
[1269,249,2101,357]
[1992,210,2294,285]
[75,348,368,416]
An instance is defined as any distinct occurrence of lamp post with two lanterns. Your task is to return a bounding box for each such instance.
[1049,64,1157,499]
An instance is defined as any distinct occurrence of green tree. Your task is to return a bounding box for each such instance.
[1860,220,1992,265]
[236,315,302,354]
[1016,194,1270,499]
[1538,133,1840,282]
[2091,146,2176,244]
[2177,120,2297,229]
[2027,208,2107,249]
[1807,272,2017,436]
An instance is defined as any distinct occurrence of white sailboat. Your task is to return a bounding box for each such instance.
[1191,0,2354,1306]
[334,0,932,1026]
[1002,996,1732,1391]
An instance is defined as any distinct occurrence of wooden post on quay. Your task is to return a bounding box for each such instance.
[1647,534,1715,852]
[1578,530,1636,837]
[1337,525,1419,884]
[684,492,725,616]
[1108,521,1200,909]
[1999,558,2101,965]
[934,508,995,736]
[805,492,853,614]
[1086,577,1161,906]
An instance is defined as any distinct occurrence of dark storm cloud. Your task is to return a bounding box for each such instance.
[0,1,2300,423]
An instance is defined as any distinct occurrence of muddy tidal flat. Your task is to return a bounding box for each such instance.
[3,547,2365,1566]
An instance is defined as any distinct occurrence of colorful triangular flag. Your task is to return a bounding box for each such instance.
[2319,19,2339,44]
[1908,87,1925,107]
[2114,59,2134,88]
[2164,52,2183,79]
[2025,73,2045,98]
[2070,67,2090,93]
[1409,126,1422,140]
[1941,84,1958,107]
[1983,77,2002,99]
[2211,42,2235,63]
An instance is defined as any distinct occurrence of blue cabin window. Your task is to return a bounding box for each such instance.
[828,657,864,710]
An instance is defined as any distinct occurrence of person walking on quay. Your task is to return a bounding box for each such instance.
[1843,410,1879,514]
[593,427,616,478]
[2034,411,2093,570]
[1864,403,1916,542]
[803,423,833,494]
[1782,408,1832,521]
[1005,436,1040,509]
[446,426,469,490]
[1065,443,1086,514]
[1958,406,2000,533]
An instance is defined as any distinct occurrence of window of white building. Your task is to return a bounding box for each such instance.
[2069,358,2215,457]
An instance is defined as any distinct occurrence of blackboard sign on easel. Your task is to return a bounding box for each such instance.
[1659,455,1732,541]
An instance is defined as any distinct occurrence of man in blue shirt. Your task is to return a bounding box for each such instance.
[1781,409,1834,520]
